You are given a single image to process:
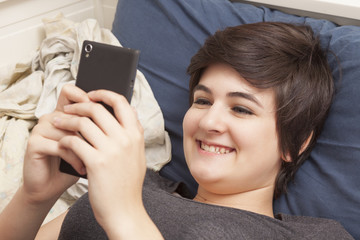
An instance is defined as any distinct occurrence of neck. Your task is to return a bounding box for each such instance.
[194,186,275,218]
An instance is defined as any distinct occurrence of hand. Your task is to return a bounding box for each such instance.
[52,89,147,231]
[22,84,90,205]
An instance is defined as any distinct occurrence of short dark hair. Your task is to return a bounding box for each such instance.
[187,22,334,198]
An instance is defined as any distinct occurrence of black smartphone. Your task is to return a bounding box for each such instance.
[59,40,140,178]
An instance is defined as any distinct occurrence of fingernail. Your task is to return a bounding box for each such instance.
[53,117,61,125]
[81,167,87,175]
[64,105,71,111]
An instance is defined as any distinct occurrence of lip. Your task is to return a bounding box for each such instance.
[196,140,235,155]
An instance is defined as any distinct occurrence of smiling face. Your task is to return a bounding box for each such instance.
[183,63,282,197]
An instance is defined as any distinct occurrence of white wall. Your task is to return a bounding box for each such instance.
[0,0,118,67]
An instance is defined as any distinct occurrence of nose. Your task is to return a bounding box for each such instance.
[198,103,227,134]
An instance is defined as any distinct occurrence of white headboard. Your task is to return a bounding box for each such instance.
[0,0,118,68]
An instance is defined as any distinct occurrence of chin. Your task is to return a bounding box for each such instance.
[190,164,226,186]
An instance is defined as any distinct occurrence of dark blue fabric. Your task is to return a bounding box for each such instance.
[112,0,360,238]
[112,0,264,194]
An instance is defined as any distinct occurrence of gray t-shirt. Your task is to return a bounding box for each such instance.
[59,170,353,239]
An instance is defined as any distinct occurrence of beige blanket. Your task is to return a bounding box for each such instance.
[0,14,171,222]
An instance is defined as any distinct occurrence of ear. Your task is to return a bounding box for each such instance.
[281,152,292,163]
[281,131,314,163]
[299,131,313,155]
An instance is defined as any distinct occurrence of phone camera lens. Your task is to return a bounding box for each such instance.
[85,44,93,53]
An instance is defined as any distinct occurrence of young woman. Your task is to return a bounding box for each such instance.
[0,22,353,239]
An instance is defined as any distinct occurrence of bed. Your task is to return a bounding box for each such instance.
[1,0,360,238]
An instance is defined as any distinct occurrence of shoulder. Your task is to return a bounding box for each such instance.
[143,168,176,190]
[58,170,176,239]
[143,169,193,198]
[279,214,354,239]
[58,193,107,239]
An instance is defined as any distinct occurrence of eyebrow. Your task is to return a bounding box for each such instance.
[193,84,263,108]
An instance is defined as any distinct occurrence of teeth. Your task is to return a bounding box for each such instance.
[201,142,230,154]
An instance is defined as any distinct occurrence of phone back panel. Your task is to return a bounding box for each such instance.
[59,40,140,178]
[76,40,140,102]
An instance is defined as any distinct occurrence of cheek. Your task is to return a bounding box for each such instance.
[232,118,280,158]
[182,110,192,137]
[183,109,196,148]
[183,109,198,162]
[183,108,200,138]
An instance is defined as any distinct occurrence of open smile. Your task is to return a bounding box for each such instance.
[198,141,235,154]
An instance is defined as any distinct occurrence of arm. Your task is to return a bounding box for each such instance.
[54,90,164,239]
[0,187,57,240]
[0,85,89,239]
[105,208,163,240]
[36,211,69,240]
[0,207,69,240]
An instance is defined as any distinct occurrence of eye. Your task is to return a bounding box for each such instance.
[193,98,211,106]
[232,106,253,115]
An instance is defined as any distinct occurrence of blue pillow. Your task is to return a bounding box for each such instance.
[113,0,266,196]
[112,0,360,238]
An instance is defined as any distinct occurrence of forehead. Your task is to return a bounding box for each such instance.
[199,63,255,92]
[197,64,276,108]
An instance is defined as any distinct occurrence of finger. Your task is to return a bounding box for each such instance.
[26,134,61,157]
[56,84,90,111]
[62,101,121,137]
[52,114,107,149]
[58,146,87,176]
[35,112,75,141]
[59,134,96,170]
[88,90,139,130]
[132,107,144,132]
[29,112,78,157]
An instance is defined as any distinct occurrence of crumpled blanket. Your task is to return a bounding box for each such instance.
[0,14,171,223]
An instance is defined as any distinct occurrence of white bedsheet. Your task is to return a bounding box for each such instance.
[0,14,171,223]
